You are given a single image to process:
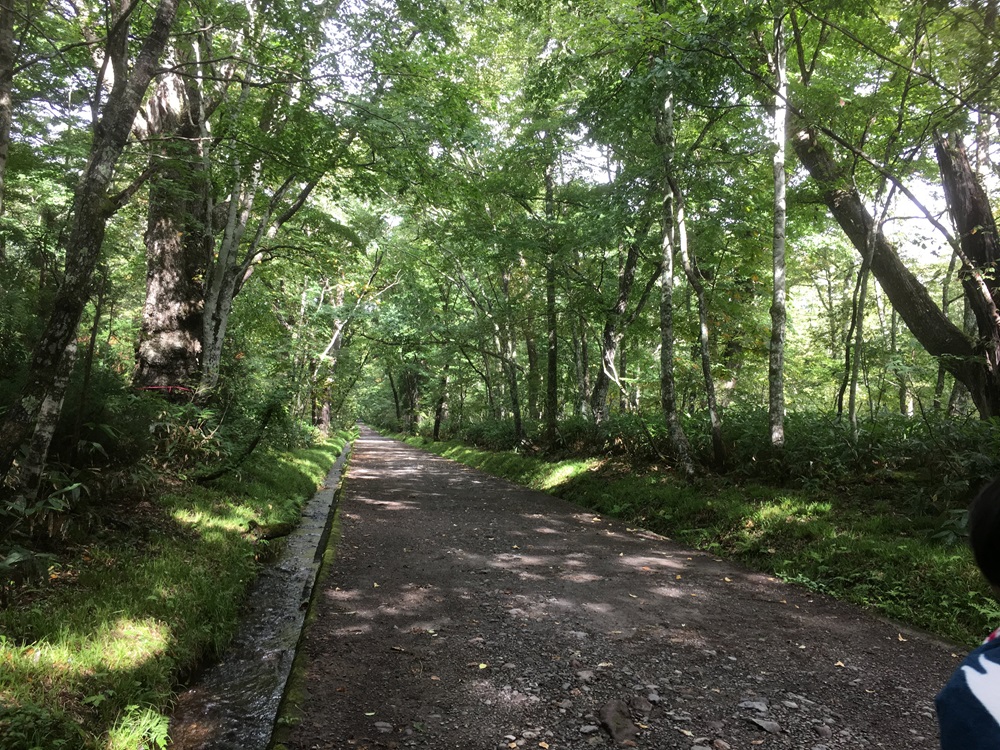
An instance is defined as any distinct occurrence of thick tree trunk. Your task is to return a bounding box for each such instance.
[134,68,207,391]
[934,133,1000,416]
[0,0,180,479]
[791,123,1000,417]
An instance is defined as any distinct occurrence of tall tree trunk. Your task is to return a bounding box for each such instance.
[134,63,207,392]
[768,5,788,449]
[545,167,559,443]
[0,0,16,220]
[590,217,654,424]
[525,335,539,421]
[653,90,693,475]
[72,274,107,461]
[674,190,726,468]
[433,367,449,441]
[572,316,590,418]
[388,370,402,424]
[934,251,960,411]
[0,0,180,480]
[847,260,870,440]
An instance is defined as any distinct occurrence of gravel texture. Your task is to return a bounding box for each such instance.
[281,427,960,750]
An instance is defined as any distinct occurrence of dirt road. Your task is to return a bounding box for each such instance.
[280,427,958,749]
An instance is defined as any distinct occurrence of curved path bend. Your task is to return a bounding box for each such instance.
[282,427,956,750]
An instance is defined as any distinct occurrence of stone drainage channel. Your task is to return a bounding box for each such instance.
[168,439,353,750]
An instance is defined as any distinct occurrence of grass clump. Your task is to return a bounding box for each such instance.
[407,436,994,647]
[0,429,353,750]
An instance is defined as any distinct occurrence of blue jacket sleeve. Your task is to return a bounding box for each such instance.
[937,637,1000,749]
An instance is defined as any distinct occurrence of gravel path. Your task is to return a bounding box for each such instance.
[281,427,959,750]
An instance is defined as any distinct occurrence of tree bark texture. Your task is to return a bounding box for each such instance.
[134,65,208,391]
[0,0,181,479]
[934,133,1000,417]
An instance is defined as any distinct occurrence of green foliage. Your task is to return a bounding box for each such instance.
[0,433,351,750]
[0,699,86,750]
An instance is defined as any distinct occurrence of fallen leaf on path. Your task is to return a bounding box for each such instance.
[539,743,550,749]
[430,676,440,681]
[628,593,637,598]
[365,712,375,716]
[835,661,845,667]
[675,574,682,580]
[898,633,908,642]
[479,663,489,669]
[391,646,405,652]
[724,577,732,582]
[373,582,379,588]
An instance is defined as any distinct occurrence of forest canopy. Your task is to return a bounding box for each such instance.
[1,0,1000,541]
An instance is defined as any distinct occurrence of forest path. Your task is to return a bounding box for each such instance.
[280,426,956,750]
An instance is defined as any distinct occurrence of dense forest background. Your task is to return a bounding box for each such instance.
[2,0,1000,574]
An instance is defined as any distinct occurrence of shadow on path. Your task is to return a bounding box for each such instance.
[283,427,955,749]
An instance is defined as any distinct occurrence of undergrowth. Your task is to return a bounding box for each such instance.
[0,429,352,750]
[402,432,996,648]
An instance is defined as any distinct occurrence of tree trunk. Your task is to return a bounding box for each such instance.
[17,343,77,496]
[934,132,1000,416]
[590,217,654,424]
[134,64,208,392]
[545,167,559,443]
[768,5,788,449]
[572,316,590,418]
[525,335,539,421]
[433,367,449,441]
[0,0,180,479]
[653,90,693,475]
[790,122,1000,417]
[0,0,16,219]
[934,251,960,411]
[388,370,402,424]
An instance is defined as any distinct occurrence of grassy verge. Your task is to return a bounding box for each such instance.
[402,436,996,647]
[0,429,353,750]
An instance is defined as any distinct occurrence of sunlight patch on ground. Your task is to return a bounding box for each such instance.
[98,617,171,671]
[648,585,689,600]
[354,495,419,511]
[618,554,685,571]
